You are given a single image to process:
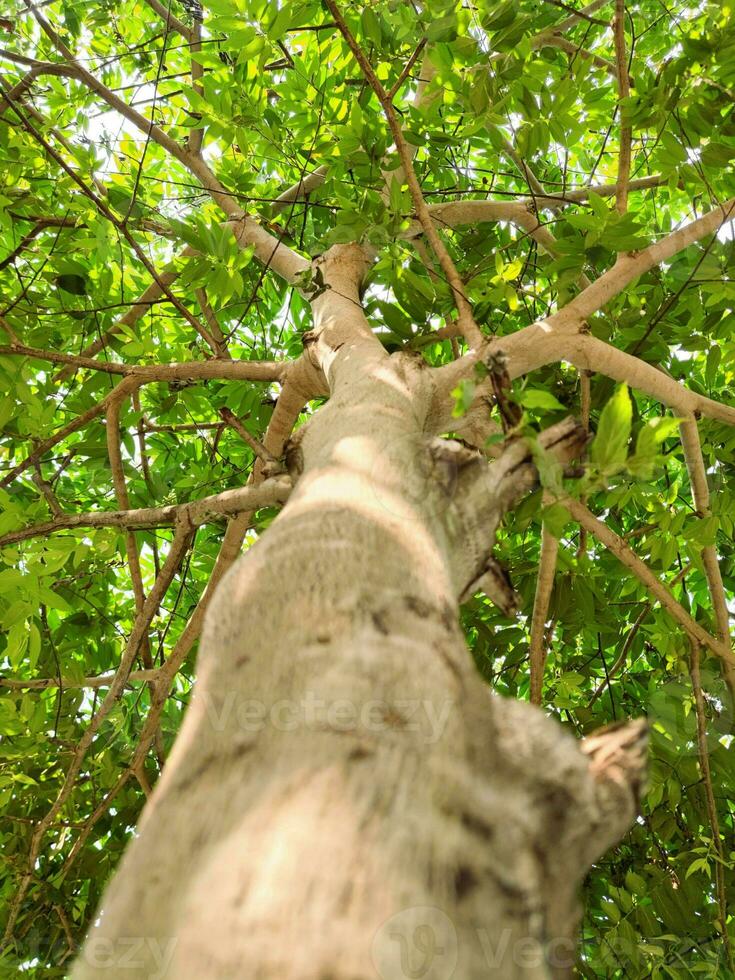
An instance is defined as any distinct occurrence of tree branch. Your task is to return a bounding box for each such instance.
[612,0,632,216]
[562,334,735,425]
[561,497,735,669]
[271,165,330,215]
[679,417,735,696]
[0,360,286,489]
[430,196,735,412]
[2,521,193,945]
[325,1,484,348]
[529,518,559,705]
[142,0,193,42]
[431,326,735,435]
[387,38,427,100]
[0,343,130,374]
[689,640,734,972]
[538,33,619,78]
[218,407,280,466]
[414,198,593,288]
[0,668,160,690]
[1,86,222,353]
[539,0,612,29]
[10,9,310,283]
[550,197,735,327]
[0,478,293,546]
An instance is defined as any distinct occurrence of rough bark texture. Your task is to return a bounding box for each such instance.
[72,247,645,980]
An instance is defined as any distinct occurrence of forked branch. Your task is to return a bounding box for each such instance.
[325,0,484,347]
[562,497,735,670]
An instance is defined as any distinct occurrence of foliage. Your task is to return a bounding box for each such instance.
[0,0,734,976]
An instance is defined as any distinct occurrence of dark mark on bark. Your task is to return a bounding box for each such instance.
[438,644,463,685]
[455,864,479,900]
[461,810,496,842]
[284,437,304,478]
[403,594,432,618]
[380,706,407,729]
[441,602,456,632]
[173,739,255,794]
[371,610,390,635]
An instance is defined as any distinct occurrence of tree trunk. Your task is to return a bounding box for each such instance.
[72,246,646,980]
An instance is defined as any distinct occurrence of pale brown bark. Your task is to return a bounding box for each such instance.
[71,248,645,980]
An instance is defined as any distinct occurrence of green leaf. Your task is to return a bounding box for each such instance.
[482,1,516,32]
[542,503,570,538]
[55,273,88,295]
[685,858,710,879]
[591,384,632,472]
[361,7,382,47]
[705,345,721,386]
[518,389,566,412]
[427,13,458,42]
[451,379,475,417]
[5,621,27,670]
[628,417,681,476]
[379,303,413,337]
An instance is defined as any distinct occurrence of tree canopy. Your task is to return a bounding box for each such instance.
[1,0,734,975]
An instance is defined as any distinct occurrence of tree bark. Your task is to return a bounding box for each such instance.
[71,247,646,980]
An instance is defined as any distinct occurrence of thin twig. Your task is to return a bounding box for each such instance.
[0,669,160,690]
[387,38,427,100]
[0,360,286,489]
[679,417,735,699]
[588,603,650,706]
[2,522,193,944]
[613,0,632,216]
[141,0,193,41]
[689,640,733,972]
[0,477,293,546]
[529,518,559,705]
[325,0,484,348]
[188,17,204,155]
[577,370,592,556]
[561,496,735,668]
[540,0,610,26]
[218,407,280,465]
[195,288,230,357]
[31,462,63,517]
[1,86,222,354]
